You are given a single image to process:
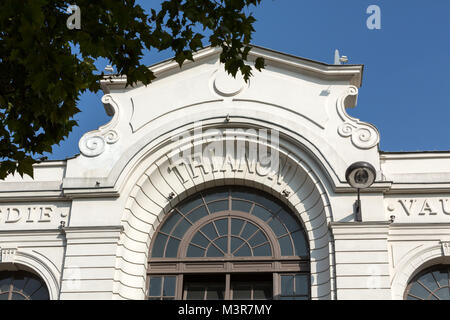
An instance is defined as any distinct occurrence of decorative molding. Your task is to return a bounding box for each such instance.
[113,130,334,300]
[0,246,17,263]
[336,86,380,149]
[78,94,120,157]
[442,241,450,256]
[212,66,247,97]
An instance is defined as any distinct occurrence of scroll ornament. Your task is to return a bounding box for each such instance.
[336,86,380,149]
[79,95,120,157]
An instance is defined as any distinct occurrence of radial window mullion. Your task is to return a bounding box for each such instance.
[201,194,212,215]
[227,217,232,256]
[208,240,227,256]
[418,280,436,295]
[408,293,424,300]
[231,239,252,256]
[252,241,270,249]
[246,228,261,242]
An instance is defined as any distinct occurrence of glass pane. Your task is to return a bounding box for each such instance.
[295,275,309,295]
[163,276,176,297]
[230,190,252,200]
[201,223,218,240]
[278,235,294,256]
[0,276,11,292]
[186,287,205,300]
[151,233,168,257]
[30,286,49,300]
[206,286,225,300]
[165,237,181,258]
[187,244,205,257]
[256,196,282,213]
[23,277,43,296]
[12,275,27,291]
[232,200,252,213]
[253,243,272,257]
[178,196,203,214]
[186,206,208,224]
[234,243,252,257]
[206,244,224,257]
[281,275,294,295]
[230,237,245,253]
[292,296,309,300]
[240,222,258,240]
[233,285,251,300]
[291,231,308,256]
[277,210,300,232]
[149,277,162,297]
[203,190,228,203]
[252,205,272,221]
[160,211,183,234]
[213,237,228,254]
[207,200,229,213]
[191,232,210,248]
[11,292,26,300]
[231,218,245,236]
[254,283,273,300]
[408,282,430,299]
[172,218,192,239]
[268,218,287,237]
[248,230,268,247]
[214,218,228,236]
[432,270,449,288]
[434,287,450,300]
[0,293,8,300]
[418,273,439,292]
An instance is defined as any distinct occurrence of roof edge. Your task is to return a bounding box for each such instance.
[100,44,364,92]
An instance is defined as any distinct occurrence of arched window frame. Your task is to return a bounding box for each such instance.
[0,270,50,300]
[404,265,450,300]
[147,187,311,300]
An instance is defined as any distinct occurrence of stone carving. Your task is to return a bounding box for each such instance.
[0,247,17,263]
[79,94,120,157]
[336,86,380,149]
[0,205,69,225]
[387,198,450,217]
[212,66,247,97]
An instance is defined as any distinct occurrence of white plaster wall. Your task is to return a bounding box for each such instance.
[0,46,449,300]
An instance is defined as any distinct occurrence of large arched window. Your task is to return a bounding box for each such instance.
[147,187,310,300]
[405,265,450,300]
[0,270,49,300]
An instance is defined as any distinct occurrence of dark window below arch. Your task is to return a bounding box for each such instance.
[0,270,49,300]
[405,265,450,300]
[147,186,311,300]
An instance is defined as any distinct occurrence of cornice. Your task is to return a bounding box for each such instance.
[100,45,364,92]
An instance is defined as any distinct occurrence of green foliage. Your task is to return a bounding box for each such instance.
[0,0,263,179]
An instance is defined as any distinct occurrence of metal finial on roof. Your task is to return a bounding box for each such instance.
[104,65,114,73]
[334,49,349,65]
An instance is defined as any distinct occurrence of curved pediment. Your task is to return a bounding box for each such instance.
[66,46,381,195]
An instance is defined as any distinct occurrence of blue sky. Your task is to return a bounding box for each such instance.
[46,0,450,160]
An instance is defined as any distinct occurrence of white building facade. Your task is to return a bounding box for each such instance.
[1,46,449,300]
